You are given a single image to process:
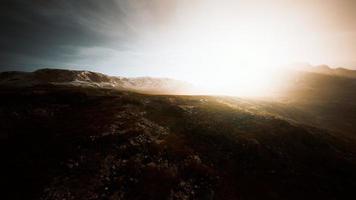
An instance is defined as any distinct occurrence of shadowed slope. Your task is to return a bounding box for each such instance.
[3,85,356,200]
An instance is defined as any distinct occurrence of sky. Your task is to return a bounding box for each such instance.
[1,0,356,82]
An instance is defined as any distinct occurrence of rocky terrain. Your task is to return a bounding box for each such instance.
[0,68,195,94]
[2,68,356,200]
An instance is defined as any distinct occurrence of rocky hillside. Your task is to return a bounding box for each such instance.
[3,85,356,200]
[2,67,356,199]
[0,68,194,94]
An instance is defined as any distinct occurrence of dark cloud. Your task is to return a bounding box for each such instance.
[0,0,164,71]
[1,0,355,72]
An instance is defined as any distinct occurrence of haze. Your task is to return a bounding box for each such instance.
[1,0,356,95]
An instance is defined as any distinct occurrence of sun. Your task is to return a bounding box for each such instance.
[159,21,296,97]
[139,2,315,97]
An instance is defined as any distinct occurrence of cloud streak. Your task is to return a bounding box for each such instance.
[0,0,180,71]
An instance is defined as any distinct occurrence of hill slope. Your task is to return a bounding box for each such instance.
[271,69,356,136]
[3,85,356,200]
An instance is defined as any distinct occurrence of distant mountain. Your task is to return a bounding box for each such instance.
[0,68,195,94]
[269,68,356,137]
[297,64,356,79]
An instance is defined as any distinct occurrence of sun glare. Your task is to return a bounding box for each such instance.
[183,23,293,97]
[139,1,321,97]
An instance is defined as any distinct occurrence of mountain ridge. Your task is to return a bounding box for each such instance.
[296,64,356,79]
[0,68,195,95]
